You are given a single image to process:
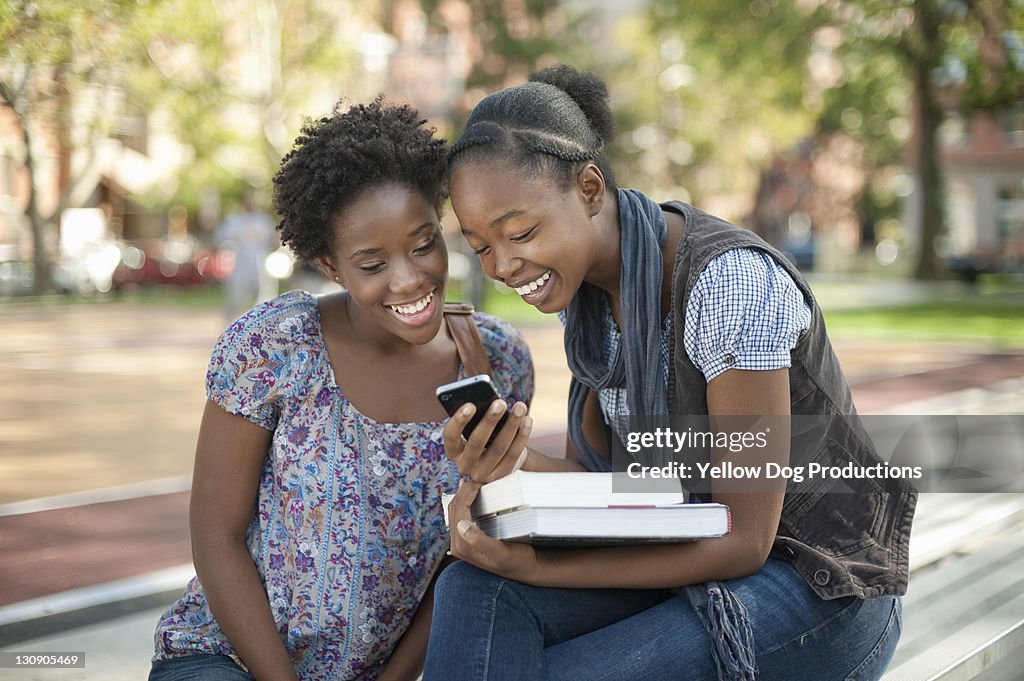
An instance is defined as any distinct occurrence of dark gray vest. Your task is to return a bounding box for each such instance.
[664,201,916,599]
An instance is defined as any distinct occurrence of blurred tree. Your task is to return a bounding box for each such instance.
[0,0,159,293]
[618,1,828,213]
[0,0,240,292]
[1,0,364,292]
[126,0,234,223]
[134,0,361,218]
[419,0,583,117]
[825,0,1023,278]
[210,0,355,173]
[644,0,1024,279]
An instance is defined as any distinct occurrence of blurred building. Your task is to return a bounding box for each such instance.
[748,134,868,273]
[0,105,29,266]
[918,107,1024,272]
[377,0,468,124]
[0,85,203,294]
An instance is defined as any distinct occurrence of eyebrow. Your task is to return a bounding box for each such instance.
[461,209,526,236]
[350,223,435,258]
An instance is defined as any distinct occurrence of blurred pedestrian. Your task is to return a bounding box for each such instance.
[216,192,278,322]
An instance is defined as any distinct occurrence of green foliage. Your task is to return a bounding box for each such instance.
[950,1,1024,112]
[598,2,829,207]
[1,0,366,223]
[0,0,227,187]
[1,1,153,109]
[630,0,1023,278]
[420,0,590,117]
[818,51,906,167]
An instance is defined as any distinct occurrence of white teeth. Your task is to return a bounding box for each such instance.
[388,291,434,315]
[513,271,551,296]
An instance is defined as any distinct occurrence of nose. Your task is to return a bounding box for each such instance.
[390,256,424,293]
[491,245,523,283]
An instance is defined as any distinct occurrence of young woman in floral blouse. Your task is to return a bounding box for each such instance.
[148,99,534,681]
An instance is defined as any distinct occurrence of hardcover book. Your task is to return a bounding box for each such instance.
[474,503,731,545]
[441,471,729,546]
[444,470,686,521]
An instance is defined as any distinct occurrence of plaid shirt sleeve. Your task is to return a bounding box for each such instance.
[683,248,812,383]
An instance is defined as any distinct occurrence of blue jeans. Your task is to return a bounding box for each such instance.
[149,654,255,681]
[423,558,901,681]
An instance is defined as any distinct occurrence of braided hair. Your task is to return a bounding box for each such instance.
[273,96,448,264]
[449,64,617,190]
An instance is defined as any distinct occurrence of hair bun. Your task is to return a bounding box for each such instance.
[529,64,615,144]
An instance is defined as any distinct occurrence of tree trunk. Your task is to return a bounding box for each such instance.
[1,79,55,294]
[913,67,945,280]
[20,109,55,294]
[911,0,946,281]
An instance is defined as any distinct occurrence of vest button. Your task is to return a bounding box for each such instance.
[813,569,831,586]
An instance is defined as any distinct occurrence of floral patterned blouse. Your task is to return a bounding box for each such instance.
[152,290,533,680]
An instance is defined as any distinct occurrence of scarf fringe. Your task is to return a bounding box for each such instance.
[684,582,758,681]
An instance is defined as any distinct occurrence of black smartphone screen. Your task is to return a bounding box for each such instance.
[436,375,509,443]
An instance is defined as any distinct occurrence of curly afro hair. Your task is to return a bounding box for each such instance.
[272,97,448,264]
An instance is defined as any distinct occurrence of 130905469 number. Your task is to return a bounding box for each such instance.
[0,653,84,668]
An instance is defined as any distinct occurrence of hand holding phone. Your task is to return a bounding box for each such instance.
[436,374,508,442]
[437,374,533,483]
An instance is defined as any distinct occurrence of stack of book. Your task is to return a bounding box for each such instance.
[442,471,730,546]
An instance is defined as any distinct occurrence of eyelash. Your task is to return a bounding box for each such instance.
[358,236,437,272]
[510,225,537,243]
[414,235,437,255]
[473,225,536,255]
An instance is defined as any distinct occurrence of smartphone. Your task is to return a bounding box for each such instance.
[436,374,509,443]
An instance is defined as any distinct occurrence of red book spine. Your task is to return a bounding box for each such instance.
[606,505,657,508]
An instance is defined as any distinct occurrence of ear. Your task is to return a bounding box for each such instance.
[577,163,606,218]
[316,256,343,286]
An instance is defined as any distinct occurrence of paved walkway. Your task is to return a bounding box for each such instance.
[1,296,1023,678]
[0,300,1011,502]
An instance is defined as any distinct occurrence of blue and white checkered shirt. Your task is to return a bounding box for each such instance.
[591,248,812,434]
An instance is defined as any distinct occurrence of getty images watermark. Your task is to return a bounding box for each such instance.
[604,414,1024,494]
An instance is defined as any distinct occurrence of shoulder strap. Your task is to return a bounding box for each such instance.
[444,302,493,378]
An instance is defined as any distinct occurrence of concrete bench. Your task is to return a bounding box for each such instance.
[881,492,1024,681]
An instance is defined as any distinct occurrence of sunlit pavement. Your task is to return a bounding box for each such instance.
[2,298,1016,503]
[1,296,1023,678]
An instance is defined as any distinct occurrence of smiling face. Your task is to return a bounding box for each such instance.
[319,182,448,346]
[450,159,608,314]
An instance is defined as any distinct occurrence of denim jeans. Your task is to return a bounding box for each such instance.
[149,654,255,681]
[423,558,901,681]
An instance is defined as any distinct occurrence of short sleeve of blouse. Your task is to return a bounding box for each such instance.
[205,293,313,430]
[474,312,535,407]
[683,249,812,383]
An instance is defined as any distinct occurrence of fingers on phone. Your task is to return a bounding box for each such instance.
[444,404,474,440]
[491,416,533,479]
[473,403,531,480]
[456,403,477,422]
[465,400,507,447]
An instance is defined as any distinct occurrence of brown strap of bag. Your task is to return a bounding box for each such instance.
[443,302,493,378]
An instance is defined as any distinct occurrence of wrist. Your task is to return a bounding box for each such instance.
[506,545,547,586]
[521,447,543,471]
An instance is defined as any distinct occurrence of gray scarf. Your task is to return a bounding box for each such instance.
[562,188,758,681]
[564,188,668,472]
